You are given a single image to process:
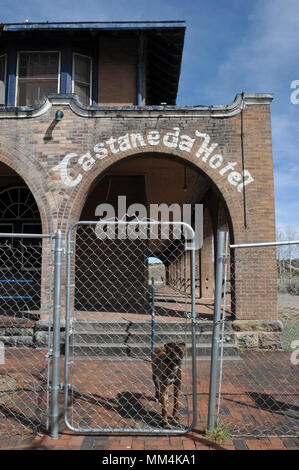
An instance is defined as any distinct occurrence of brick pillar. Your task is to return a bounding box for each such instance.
[232,246,278,320]
[165,263,170,286]
[40,236,54,320]
[200,207,214,298]
[216,202,231,315]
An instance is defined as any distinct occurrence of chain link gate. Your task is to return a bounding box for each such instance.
[63,220,198,434]
[210,234,299,438]
[0,230,56,437]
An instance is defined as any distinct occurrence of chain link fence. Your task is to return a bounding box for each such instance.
[0,232,54,437]
[214,236,299,438]
[63,221,198,434]
[0,226,298,439]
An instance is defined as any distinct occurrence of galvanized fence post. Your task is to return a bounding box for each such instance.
[207,231,225,432]
[189,238,198,428]
[51,229,63,440]
[216,232,229,421]
[151,276,155,358]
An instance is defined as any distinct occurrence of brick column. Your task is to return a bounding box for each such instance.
[200,207,214,298]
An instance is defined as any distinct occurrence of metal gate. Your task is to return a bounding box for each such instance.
[63,220,197,434]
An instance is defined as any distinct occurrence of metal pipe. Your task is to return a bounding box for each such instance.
[151,276,155,358]
[50,229,63,440]
[207,231,225,432]
[216,232,229,420]
[46,227,54,432]
[63,225,73,428]
[137,32,144,106]
[230,240,299,249]
[190,244,198,430]
[240,91,247,228]
[67,220,196,249]
[0,232,52,238]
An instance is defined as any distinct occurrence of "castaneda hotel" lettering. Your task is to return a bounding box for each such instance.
[53,127,254,191]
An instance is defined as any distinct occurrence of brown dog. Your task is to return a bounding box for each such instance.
[152,342,186,426]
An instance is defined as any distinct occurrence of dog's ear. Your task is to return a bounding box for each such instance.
[165,342,175,352]
[165,342,186,354]
[154,345,166,357]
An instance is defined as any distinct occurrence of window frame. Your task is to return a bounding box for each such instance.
[0,53,7,106]
[72,52,92,106]
[15,50,61,106]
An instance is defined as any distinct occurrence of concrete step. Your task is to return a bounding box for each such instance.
[71,320,234,334]
[70,342,240,360]
[68,319,240,360]
[70,331,236,345]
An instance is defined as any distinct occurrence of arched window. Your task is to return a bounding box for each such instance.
[0,185,40,220]
[0,186,42,271]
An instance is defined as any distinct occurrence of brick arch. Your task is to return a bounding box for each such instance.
[0,139,54,233]
[63,146,243,240]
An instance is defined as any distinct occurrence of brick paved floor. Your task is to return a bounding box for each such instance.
[0,429,298,450]
[0,347,298,450]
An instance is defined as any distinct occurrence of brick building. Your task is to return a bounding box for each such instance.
[0,21,278,344]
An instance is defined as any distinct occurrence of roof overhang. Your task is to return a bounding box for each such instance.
[1,20,185,32]
[0,21,186,105]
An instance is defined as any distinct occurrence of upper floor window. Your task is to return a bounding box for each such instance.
[73,53,92,106]
[16,51,60,106]
[0,54,7,105]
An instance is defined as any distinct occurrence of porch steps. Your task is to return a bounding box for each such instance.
[69,320,240,360]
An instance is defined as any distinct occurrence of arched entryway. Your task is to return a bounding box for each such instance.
[73,152,233,318]
[63,151,236,434]
[0,163,42,313]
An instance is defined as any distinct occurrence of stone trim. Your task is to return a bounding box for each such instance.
[0,319,65,348]
[0,319,283,351]
[232,320,283,350]
[0,92,274,119]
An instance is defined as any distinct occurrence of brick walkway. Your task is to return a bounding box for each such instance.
[0,347,298,451]
[0,429,298,450]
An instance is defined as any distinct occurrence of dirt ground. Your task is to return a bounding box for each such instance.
[278,293,299,311]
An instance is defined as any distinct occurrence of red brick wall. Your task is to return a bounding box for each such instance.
[0,95,277,320]
[98,35,139,105]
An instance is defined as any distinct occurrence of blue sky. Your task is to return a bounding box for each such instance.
[1,0,298,236]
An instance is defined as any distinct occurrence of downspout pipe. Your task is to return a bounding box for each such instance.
[137,32,144,106]
[241,91,247,228]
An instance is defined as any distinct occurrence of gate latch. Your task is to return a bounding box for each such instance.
[59,383,70,390]
[45,349,53,361]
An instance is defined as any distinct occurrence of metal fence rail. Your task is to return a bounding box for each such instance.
[210,235,299,438]
[62,220,198,434]
[0,231,55,437]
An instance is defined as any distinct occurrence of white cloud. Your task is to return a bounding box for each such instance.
[201,0,299,233]
[203,0,299,100]
[272,110,299,162]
